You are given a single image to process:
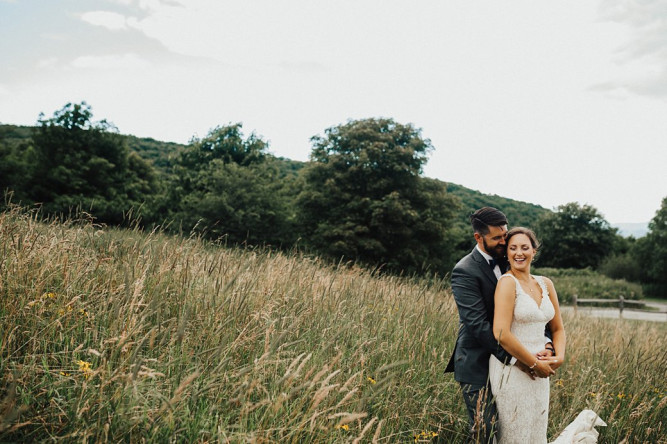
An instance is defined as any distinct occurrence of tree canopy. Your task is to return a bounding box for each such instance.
[297,118,458,274]
[26,102,158,224]
[633,196,667,297]
[166,124,296,246]
[535,202,617,269]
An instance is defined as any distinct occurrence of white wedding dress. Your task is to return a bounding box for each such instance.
[489,274,554,444]
[489,274,607,443]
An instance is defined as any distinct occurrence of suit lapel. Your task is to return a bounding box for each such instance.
[472,248,498,285]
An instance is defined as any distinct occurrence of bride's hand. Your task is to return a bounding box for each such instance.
[532,359,555,378]
[548,357,563,371]
[537,353,564,371]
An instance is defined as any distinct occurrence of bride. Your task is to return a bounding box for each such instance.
[489,227,565,443]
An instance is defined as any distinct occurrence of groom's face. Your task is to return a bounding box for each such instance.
[477,225,508,259]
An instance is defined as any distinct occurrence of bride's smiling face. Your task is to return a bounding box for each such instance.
[507,233,536,272]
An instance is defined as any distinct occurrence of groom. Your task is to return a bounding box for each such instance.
[445,207,553,443]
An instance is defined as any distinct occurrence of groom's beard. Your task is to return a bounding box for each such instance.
[484,238,506,260]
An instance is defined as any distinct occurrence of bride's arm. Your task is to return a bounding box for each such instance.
[544,277,566,370]
[493,277,555,378]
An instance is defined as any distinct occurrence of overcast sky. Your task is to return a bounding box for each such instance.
[1,0,666,224]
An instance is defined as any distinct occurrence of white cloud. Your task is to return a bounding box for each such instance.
[71,53,150,70]
[596,0,667,98]
[80,10,130,30]
[122,0,364,65]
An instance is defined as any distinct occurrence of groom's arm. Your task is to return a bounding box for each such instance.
[537,325,556,358]
[451,266,512,364]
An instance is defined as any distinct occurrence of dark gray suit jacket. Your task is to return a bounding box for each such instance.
[445,247,512,385]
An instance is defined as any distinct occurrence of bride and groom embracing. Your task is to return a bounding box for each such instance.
[445,207,605,443]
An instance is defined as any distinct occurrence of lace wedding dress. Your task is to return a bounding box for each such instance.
[489,274,555,444]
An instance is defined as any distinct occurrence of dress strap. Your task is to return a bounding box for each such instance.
[533,275,549,298]
[499,273,518,284]
[499,273,520,298]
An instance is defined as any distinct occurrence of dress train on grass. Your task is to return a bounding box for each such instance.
[549,410,607,444]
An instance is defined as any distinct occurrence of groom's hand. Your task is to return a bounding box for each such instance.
[515,361,536,380]
[536,347,555,358]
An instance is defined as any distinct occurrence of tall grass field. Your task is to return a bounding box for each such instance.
[1,207,665,442]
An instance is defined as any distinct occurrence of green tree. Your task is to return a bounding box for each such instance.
[633,197,667,297]
[28,102,158,224]
[177,123,266,170]
[535,202,617,269]
[297,118,458,274]
[598,235,642,282]
[0,142,26,203]
[167,124,295,246]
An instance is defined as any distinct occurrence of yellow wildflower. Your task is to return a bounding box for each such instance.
[77,360,91,371]
[339,424,349,431]
[617,393,625,399]
[77,360,93,379]
[589,392,597,398]
[414,431,438,442]
[367,376,376,384]
[555,379,564,387]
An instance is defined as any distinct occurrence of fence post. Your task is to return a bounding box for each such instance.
[573,294,577,313]
[619,295,624,319]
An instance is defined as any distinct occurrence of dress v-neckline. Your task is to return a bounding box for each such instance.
[511,274,544,308]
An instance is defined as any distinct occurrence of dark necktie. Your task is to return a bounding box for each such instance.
[488,258,496,269]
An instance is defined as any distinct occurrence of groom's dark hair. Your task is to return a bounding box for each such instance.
[470,207,508,235]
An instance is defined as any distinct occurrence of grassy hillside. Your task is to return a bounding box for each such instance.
[1,207,665,442]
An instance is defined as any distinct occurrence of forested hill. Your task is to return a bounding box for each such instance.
[444,183,550,229]
[0,124,187,172]
[0,123,549,226]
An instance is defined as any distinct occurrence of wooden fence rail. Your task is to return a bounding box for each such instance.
[572,294,667,320]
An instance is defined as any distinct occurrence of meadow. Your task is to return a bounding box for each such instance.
[1,207,665,443]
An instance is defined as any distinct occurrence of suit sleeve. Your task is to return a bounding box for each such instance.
[451,265,512,363]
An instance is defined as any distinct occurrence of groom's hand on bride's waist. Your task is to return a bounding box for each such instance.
[514,361,537,380]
